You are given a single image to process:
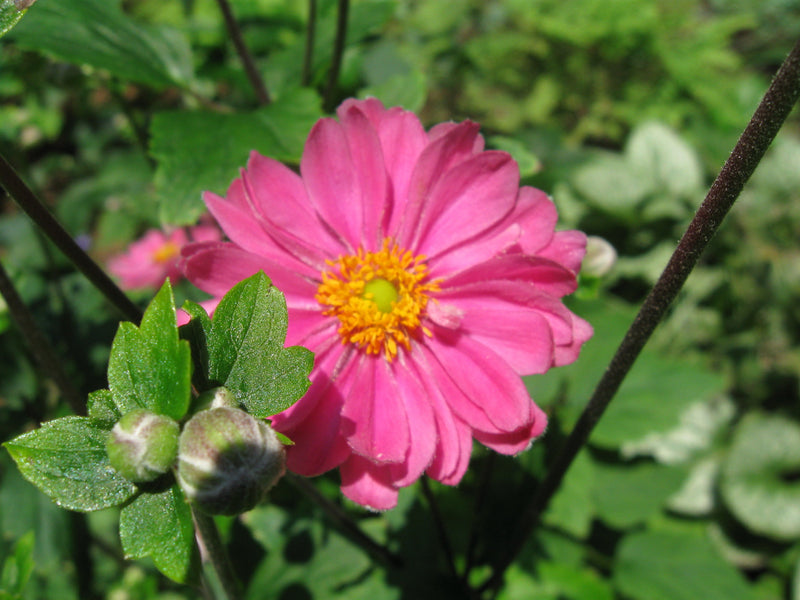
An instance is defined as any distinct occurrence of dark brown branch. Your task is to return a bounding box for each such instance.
[481,36,800,594]
[215,0,271,105]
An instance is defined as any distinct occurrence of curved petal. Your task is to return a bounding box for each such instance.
[339,454,398,511]
[393,121,482,246]
[421,375,474,486]
[441,254,578,299]
[338,104,391,250]
[553,312,593,367]
[473,400,547,454]
[180,241,269,296]
[418,333,534,434]
[387,359,437,487]
[340,355,410,464]
[301,117,364,251]
[414,151,519,261]
[538,230,587,275]
[513,187,559,254]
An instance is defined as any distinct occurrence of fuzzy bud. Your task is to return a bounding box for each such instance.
[106,409,180,483]
[176,407,286,515]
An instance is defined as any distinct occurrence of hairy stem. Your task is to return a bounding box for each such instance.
[192,508,241,600]
[0,260,85,415]
[302,0,317,86]
[0,154,143,324]
[323,0,349,112]
[419,477,459,581]
[482,36,800,594]
[215,0,271,105]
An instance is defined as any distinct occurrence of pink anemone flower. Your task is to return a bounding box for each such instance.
[180,98,592,510]
[109,225,220,290]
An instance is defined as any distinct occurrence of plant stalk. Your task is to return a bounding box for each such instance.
[215,0,271,105]
[0,154,142,324]
[302,0,317,86]
[192,508,241,600]
[481,35,800,594]
[323,0,349,112]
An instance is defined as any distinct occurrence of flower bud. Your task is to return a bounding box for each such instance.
[106,409,180,483]
[176,407,286,515]
[582,236,617,277]
[193,386,239,412]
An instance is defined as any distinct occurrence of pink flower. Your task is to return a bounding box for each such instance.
[109,225,220,290]
[181,98,592,510]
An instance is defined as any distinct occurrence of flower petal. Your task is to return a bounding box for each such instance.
[538,230,587,275]
[340,355,410,464]
[301,117,364,251]
[473,400,547,454]
[414,151,519,260]
[340,454,399,511]
[387,359,437,487]
[419,334,534,434]
[180,241,267,296]
[393,121,482,247]
[422,377,474,486]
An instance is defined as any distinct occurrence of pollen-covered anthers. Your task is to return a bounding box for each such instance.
[315,239,440,360]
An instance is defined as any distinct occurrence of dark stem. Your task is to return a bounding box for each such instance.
[302,0,317,86]
[419,477,459,582]
[481,36,800,594]
[0,258,85,415]
[192,508,241,600]
[462,453,495,580]
[323,0,349,112]
[0,154,143,324]
[215,0,271,105]
[286,473,403,568]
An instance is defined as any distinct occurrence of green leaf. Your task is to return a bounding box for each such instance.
[119,484,198,584]
[150,88,322,226]
[625,122,704,198]
[615,530,755,600]
[544,450,594,538]
[86,389,120,429]
[0,0,33,38]
[720,412,800,541]
[0,531,34,597]
[8,0,193,88]
[206,273,313,417]
[3,417,137,512]
[107,281,192,421]
[592,459,686,529]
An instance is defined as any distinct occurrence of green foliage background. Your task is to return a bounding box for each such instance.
[1,0,800,598]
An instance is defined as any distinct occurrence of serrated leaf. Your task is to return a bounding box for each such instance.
[0,0,33,38]
[206,273,313,417]
[119,484,198,584]
[720,413,800,541]
[8,0,193,88]
[107,281,192,421]
[3,417,136,512]
[151,89,322,225]
[86,389,120,428]
[615,530,755,600]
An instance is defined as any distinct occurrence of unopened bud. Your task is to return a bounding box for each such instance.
[193,386,238,411]
[176,407,286,515]
[106,409,180,483]
[582,236,617,277]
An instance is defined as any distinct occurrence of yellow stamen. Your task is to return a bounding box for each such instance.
[152,241,179,264]
[315,239,440,360]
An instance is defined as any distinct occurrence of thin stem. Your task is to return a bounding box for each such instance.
[481,36,800,594]
[215,0,270,105]
[286,473,403,568]
[302,0,317,86]
[419,477,459,582]
[0,259,85,415]
[462,453,495,580]
[0,154,143,324]
[323,0,349,112]
[192,508,241,600]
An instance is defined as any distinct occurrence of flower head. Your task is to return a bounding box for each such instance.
[181,98,592,509]
[109,225,220,290]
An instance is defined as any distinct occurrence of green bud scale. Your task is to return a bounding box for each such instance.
[176,407,286,515]
[106,409,180,483]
